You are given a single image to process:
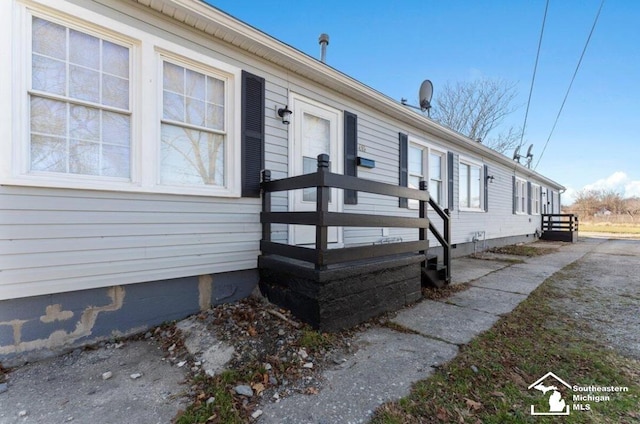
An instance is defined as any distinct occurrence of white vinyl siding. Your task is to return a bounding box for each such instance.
[0,185,261,300]
[1,75,287,301]
[0,0,565,301]
[0,0,269,299]
[341,109,411,246]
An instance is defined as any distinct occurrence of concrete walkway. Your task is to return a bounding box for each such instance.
[258,238,603,424]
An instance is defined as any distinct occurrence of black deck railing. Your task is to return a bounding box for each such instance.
[541,214,579,232]
[260,154,430,270]
[427,195,451,284]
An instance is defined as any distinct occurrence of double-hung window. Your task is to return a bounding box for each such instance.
[459,158,483,210]
[408,145,424,191]
[429,151,445,205]
[160,59,227,187]
[10,4,242,197]
[515,178,527,214]
[408,140,446,208]
[531,184,541,215]
[29,16,131,178]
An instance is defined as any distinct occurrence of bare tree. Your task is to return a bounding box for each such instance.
[429,78,521,153]
[572,189,601,217]
[623,197,640,221]
[599,189,625,214]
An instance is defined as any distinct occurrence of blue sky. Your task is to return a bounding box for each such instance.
[205,0,639,204]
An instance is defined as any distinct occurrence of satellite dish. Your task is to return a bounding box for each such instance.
[526,144,534,168]
[419,80,434,111]
[512,145,521,162]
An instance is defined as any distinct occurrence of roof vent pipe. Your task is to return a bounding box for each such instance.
[318,33,329,63]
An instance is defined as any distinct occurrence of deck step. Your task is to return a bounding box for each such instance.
[421,262,448,288]
[426,254,438,267]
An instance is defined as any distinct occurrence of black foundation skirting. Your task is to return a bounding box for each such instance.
[258,254,423,331]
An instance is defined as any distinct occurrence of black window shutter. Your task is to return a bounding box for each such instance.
[398,132,408,208]
[483,165,489,212]
[344,111,358,205]
[527,181,532,214]
[551,190,555,214]
[241,70,265,198]
[447,152,454,210]
[512,176,517,214]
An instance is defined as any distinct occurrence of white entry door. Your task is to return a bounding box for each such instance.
[289,94,343,246]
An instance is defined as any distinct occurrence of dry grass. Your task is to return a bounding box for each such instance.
[371,275,640,424]
[487,244,557,257]
[580,222,640,234]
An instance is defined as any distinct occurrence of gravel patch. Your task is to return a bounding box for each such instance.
[0,338,189,424]
[548,238,640,360]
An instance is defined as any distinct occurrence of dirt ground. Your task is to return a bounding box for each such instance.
[549,238,640,361]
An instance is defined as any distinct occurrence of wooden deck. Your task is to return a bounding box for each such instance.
[259,154,445,330]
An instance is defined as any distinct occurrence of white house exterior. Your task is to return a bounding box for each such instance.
[0,0,563,364]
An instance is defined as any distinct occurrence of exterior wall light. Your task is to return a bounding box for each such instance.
[486,175,495,183]
[277,105,292,125]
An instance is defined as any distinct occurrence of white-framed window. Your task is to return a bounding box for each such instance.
[429,151,445,206]
[408,139,447,209]
[515,178,527,214]
[408,144,424,201]
[531,183,541,215]
[28,15,132,179]
[459,157,483,211]
[159,57,228,188]
[6,3,241,197]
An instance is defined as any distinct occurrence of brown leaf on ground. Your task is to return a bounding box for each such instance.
[251,382,265,395]
[423,283,471,301]
[464,398,482,411]
[452,406,468,423]
[436,407,449,421]
[305,387,319,395]
[491,391,505,397]
[508,371,526,387]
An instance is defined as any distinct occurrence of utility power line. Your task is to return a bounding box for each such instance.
[517,0,549,152]
[535,0,605,170]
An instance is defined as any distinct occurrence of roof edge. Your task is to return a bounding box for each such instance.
[137,0,565,190]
